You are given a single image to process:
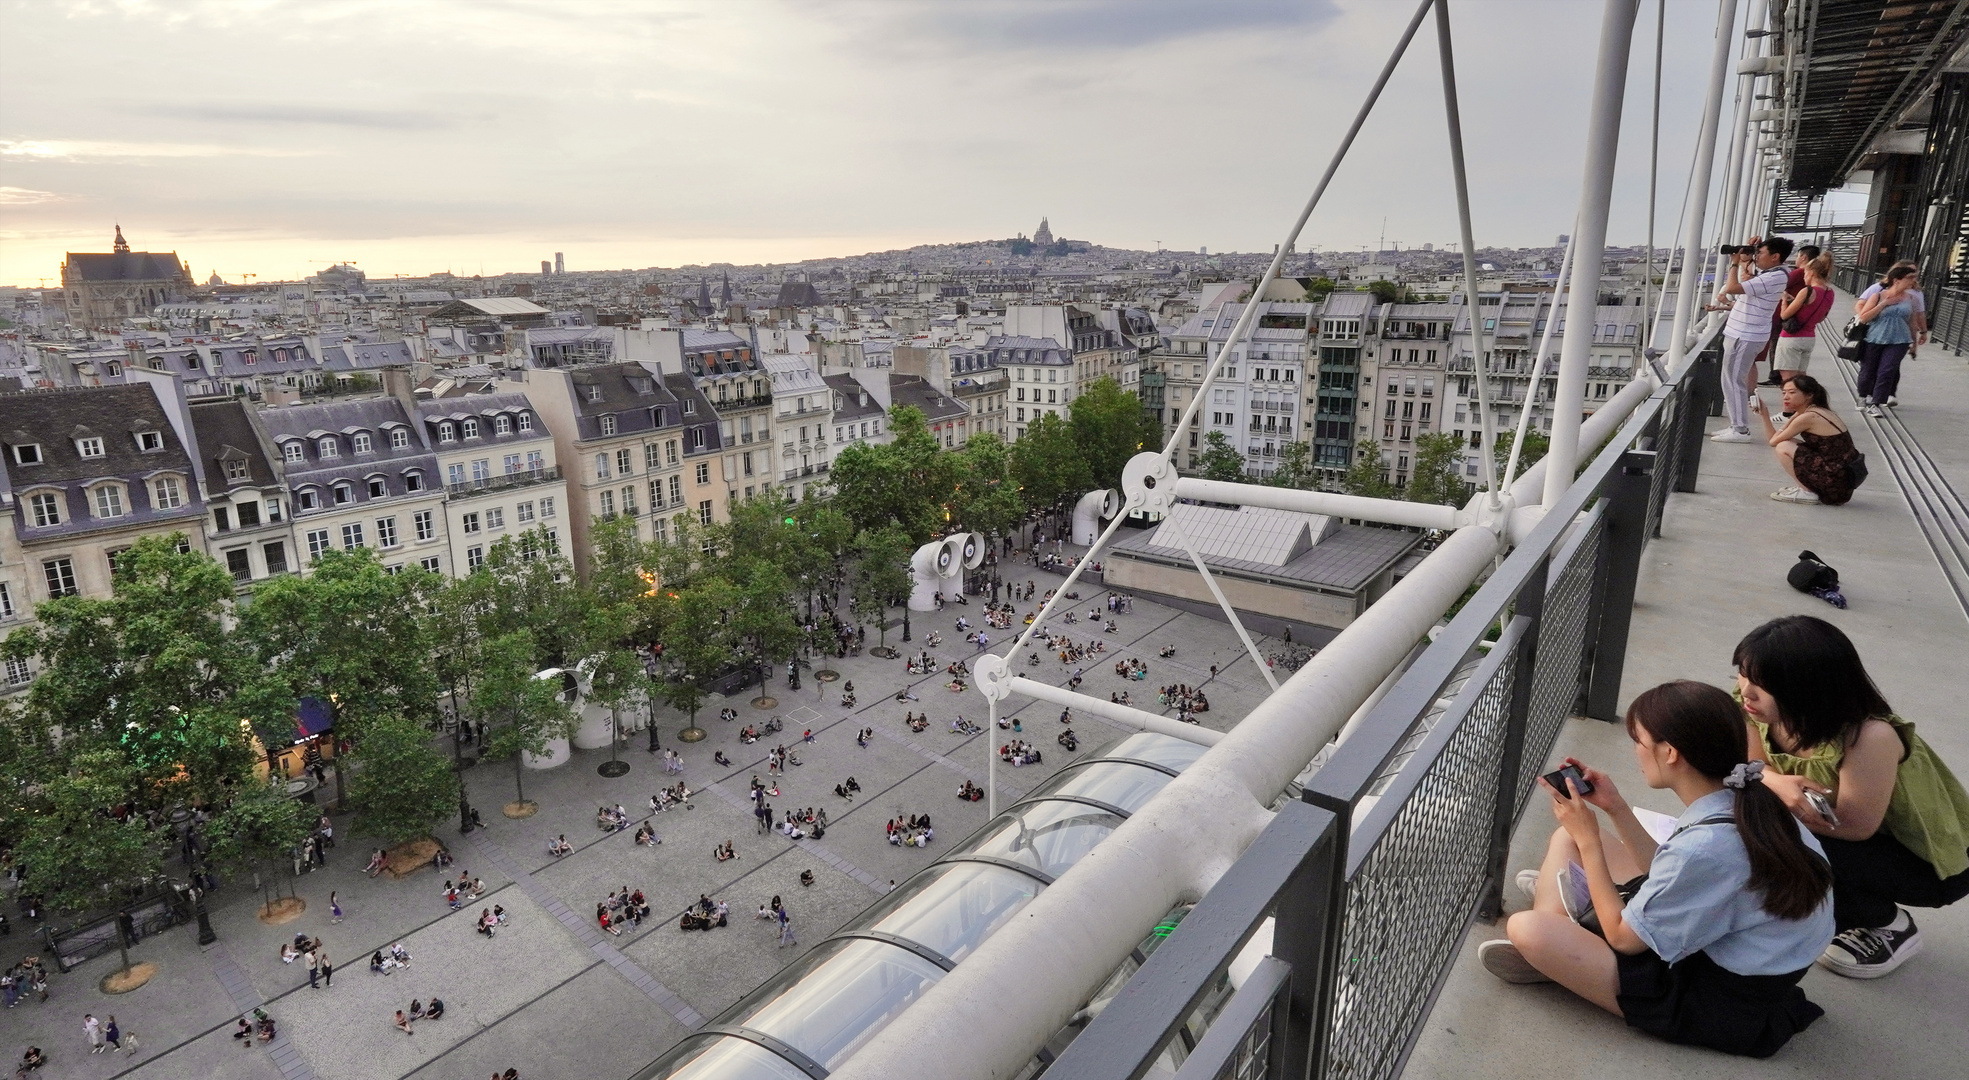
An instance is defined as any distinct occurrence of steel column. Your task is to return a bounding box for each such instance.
[1583,449,1657,721]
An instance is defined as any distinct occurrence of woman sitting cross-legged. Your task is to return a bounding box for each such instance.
[1750,376,1856,505]
[1479,680,1835,1058]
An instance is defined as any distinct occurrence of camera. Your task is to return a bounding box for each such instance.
[1719,244,1758,256]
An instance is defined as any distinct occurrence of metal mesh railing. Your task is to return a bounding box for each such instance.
[1643,389,1683,539]
[1517,507,1608,801]
[1326,623,1522,1080]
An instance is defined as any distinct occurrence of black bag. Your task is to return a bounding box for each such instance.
[1787,550,1838,593]
[1843,317,1868,342]
[1847,451,1869,489]
[1780,287,1814,335]
[1838,341,1862,362]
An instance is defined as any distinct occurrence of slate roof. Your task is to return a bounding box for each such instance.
[414,392,551,447]
[189,398,278,489]
[775,281,824,307]
[64,252,189,283]
[890,375,968,425]
[823,374,885,423]
[257,398,439,512]
[562,362,686,443]
[0,384,205,539]
[662,373,724,456]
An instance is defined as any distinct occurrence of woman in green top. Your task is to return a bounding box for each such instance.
[1735,616,1969,978]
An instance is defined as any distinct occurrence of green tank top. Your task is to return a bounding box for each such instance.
[1754,714,1969,879]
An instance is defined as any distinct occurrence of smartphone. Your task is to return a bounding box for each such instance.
[1541,764,1595,799]
[1804,789,1840,828]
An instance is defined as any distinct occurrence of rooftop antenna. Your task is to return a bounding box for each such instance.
[1379,217,1387,255]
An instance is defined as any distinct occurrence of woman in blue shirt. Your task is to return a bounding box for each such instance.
[1853,265,1919,417]
[1480,681,1835,1057]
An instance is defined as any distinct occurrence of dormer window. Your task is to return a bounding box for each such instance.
[332,482,353,505]
[93,484,125,519]
[148,357,164,371]
[368,477,387,498]
[105,362,123,378]
[77,437,105,458]
[462,419,479,439]
[12,444,41,465]
[390,428,409,449]
[353,432,372,454]
[585,385,603,403]
[225,459,248,481]
[516,412,534,432]
[28,492,61,527]
[282,441,304,463]
[186,354,201,370]
[298,489,319,511]
[318,438,340,459]
[629,376,653,395]
[495,415,512,435]
[438,422,456,443]
[242,350,257,366]
[600,415,617,436]
[683,399,696,415]
[137,430,165,452]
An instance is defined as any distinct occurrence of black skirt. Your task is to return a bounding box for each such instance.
[1615,948,1822,1058]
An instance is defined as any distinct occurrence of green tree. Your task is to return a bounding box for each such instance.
[1268,440,1318,490]
[346,713,458,844]
[1405,431,1469,507]
[853,526,914,648]
[204,779,316,911]
[1011,412,1094,514]
[656,578,735,731]
[827,405,954,543]
[471,630,579,808]
[1366,280,1411,305]
[1301,276,1337,301]
[1341,438,1394,498]
[1194,430,1248,482]
[1068,377,1158,492]
[949,434,1025,547]
[788,495,855,620]
[240,547,440,744]
[1495,430,1550,481]
[2,534,261,810]
[14,748,163,978]
[730,563,801,700]
[468,530,590,670]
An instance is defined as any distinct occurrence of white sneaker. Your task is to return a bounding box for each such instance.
[1864,405,1885,418]
[1770,487,1820,504]
[1885,396,1898,407]
[1479,939,1552,984]
[1710,428,1755,443]
[1819,910,1921,978]
[1514,869,1540,903]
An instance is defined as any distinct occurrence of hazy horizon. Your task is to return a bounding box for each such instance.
[3,0,1830,289]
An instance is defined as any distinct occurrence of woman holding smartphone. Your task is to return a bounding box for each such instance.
[1480,681,1834,1058]
[1734,616,1969,977]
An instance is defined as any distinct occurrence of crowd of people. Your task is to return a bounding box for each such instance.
[1478,616,1968,1059]
[1113,657,1148,681]
[0,956,48,1009]
[1001,741,1043,767]
[596,888,649,935]
[1158,684,1210,720]
[680,894,729,932]
[887,814,935,847]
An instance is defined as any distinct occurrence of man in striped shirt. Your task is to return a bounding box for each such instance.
[1710,236,1793,442]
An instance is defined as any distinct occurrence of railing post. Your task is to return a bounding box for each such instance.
[1480,568,1546,921]
[1291,791,1351,1080]
[1583,449,1656,721]
[1676,344,1720,492]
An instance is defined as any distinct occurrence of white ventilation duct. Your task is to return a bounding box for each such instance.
[909,537,960,610]
[1071,489,1120,546]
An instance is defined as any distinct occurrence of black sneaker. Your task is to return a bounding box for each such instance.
[1819,910,1921,978]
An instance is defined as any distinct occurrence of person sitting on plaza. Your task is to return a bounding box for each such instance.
[800,869,816,888]
[364,849,387,877]
[846,776,862,794]
[16,1046,45,1075]
[255,1011,276,1043]
[714,750,732,766]
[390,942,412,966]
[444,884,462,910]
[233,1017,254,1042]
[1479,681,1834,1058]
[715,840,737,862]
[958,780,984,802]
[548,835,573,857]
[409,999,425,1022]
[394,1010,414,1035]
[596,904,620,936]
[424,997,445,1021]
[280,942,299,964]
[492,905,508,925]
[370,950,386,975]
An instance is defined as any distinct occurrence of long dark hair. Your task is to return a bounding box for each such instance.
[1782,374,1830,410]
[1733,615,1891,750]
[1626,681,1832,920]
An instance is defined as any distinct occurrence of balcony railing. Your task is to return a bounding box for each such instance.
[445,464,562,499]
[1049,340,1722,1080]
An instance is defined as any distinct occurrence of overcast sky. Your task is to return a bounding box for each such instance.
[3,0,1752,287]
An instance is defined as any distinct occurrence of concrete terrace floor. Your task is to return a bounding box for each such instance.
[1408,323,1969,1078]
[0,564,1287,1080]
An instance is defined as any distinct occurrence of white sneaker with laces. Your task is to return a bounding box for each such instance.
[1819,909,1921,978]
[1710,428,1755,443]
[1771,487,1820,504]
[1885,396,1899,407]
[1514,869,1540,903]
[1864,405,1886,418]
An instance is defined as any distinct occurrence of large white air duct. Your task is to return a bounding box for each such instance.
[909,536,960,610]
[1071,489,1120,546]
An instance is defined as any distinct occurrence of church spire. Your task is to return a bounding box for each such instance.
[113,223,130,254]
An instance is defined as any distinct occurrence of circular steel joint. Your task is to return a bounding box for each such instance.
[973,653,1012,703]
[1121,451,1176,515]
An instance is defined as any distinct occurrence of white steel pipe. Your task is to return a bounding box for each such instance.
[1503,215,1578,491]
[1511,360,1657,509]
[1543,0,1643,511]
[1006,676,1224,747]
[1665,0,1742,367]
[1173,476,1462,530]
[830,525,1502,1080]
[1436,0,1502,502]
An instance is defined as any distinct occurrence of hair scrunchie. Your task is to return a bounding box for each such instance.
[1724,760,1766,790]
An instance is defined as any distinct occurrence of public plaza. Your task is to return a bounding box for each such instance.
[0,559,1290,1080]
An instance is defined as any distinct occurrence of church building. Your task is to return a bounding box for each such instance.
[60,226,195,329]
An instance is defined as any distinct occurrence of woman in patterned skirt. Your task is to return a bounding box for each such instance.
[1752,376,1856,505]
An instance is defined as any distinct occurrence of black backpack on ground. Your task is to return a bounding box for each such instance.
[1787,550,1838,593]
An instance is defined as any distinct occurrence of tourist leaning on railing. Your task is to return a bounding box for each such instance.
[1735,616,1969,978]
[1480,681,1834,1059]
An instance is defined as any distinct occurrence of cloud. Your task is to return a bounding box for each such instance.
[0,187,68,205]
[873,0,1342,51]
[127,102,456,131]
[0,139,319,160]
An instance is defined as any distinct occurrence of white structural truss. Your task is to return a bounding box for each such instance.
[644,0,1770,1075]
